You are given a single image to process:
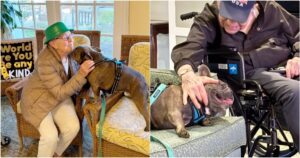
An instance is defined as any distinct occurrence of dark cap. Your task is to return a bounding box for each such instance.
[219,0,255,23]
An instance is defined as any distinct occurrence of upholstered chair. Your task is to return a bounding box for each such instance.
[83,41,150,157]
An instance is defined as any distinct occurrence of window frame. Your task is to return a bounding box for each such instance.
[11,0,129,59]
[60,1,115,57]
[11,0,47,38]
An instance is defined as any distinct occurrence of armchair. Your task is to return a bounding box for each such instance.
[83,36,150,157]
[5,30,101,157]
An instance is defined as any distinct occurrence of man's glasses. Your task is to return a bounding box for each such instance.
[56,33,74,41]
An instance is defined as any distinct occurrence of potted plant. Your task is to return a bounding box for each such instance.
[1,0,22,39]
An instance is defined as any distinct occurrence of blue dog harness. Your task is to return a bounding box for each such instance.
[189,103,206,125]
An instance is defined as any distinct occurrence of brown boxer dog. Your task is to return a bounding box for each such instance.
[151,65,234,137]
[70,46,150,131]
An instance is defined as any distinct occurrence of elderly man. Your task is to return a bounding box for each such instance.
[172,1,299,151]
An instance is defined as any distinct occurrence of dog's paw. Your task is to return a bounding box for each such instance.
[177,128,190,138]
[202,118,213,126]
[145,126,150,132]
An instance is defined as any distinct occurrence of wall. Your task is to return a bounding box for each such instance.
[114,1,129,59]
[168,1,212,69]
[150,1,168,21]
[128,1,150,35]
[46,1,61,25]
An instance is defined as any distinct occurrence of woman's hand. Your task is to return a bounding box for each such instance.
[181,71,219,110]
[79,60,95,77]
[286,57,300,79]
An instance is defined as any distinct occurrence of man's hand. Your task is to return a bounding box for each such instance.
[79,60,95,77]
[181,71,219,110]
[286,57,300,79]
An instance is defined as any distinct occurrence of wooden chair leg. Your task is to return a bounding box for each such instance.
[79,143,83,157]
[19,137,24,149]
[17,122,24,149]
[93,136,98,157]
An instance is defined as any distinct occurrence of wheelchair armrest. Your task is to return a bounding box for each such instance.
[82,92,124,136]
[5,77,29,113]
[242,79,264,94]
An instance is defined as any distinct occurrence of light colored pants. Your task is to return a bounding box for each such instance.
[37,98,80,157]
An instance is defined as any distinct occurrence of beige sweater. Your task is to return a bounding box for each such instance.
[20,46,87,128]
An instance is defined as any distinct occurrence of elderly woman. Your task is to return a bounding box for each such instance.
[20,22,94,157]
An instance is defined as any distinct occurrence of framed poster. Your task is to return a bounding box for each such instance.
[1,38,37,95]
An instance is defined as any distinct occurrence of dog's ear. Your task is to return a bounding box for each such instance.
[198,64,211,77]
[91,46,101,53]
[90,47,106,60]
[84,51,93,60]
[83,47,93,60]
[71,47,83,63]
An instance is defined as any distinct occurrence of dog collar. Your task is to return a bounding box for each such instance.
[109,60,123,94]
[93,58,123,94]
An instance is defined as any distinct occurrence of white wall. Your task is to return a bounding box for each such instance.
[114,1,129,59]
[168,0,213,69]
[150,1,168,21]
[46,1,61,25]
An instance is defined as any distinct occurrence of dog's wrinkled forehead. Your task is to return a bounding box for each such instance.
[71,45,106,65]
[71,46,94,64]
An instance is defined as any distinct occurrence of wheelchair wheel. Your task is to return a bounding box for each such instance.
[246,106,297,157]
[230,89,297,157]
[249,114,297,157]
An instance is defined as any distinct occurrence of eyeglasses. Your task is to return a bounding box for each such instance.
[56,33,74,41]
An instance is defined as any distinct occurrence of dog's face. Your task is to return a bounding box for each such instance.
[205,81,234,116]
[198,65,234,116]
[70,46,104,64]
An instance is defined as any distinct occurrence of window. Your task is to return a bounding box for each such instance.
[61,0,114,58]
[11,0,48,39]
[10,0,115,58]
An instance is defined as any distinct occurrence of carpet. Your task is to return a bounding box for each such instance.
[1,96,93,157]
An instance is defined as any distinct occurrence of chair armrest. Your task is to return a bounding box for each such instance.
[5,77,29,113]
[105,92,124,113]
[83,92,124,137]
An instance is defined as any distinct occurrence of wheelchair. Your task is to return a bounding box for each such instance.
[204,47,297,157]
[179,2,299,156]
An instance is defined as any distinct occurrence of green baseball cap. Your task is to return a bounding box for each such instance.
[44,22,73,44]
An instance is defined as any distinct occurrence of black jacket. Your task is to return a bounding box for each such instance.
[171,1,299,73]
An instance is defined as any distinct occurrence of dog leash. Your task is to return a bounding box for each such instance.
[97,93,106,157]
[151,135,174,158]
[150,83,174,158]
[150,83,167,105]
